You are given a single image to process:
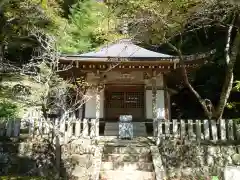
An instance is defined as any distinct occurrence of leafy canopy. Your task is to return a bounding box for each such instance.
[58,0,121,53]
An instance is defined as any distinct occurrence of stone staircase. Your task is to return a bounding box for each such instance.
[99,145,156,180]
[104,122,147,136]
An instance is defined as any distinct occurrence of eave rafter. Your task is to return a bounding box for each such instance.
[59,58,206,74]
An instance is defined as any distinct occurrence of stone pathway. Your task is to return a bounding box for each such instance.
[99,139,156,180]
[70,138,161,180]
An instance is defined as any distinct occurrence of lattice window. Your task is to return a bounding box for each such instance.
[106,91,144,109]
[125,92,144,108]
[106,92,124,108]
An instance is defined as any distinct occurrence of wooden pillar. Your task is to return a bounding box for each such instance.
[152,72,158,138]
[94,84,102,138]
[96,87,100,121]
[167,91,171,119]
[163,74,170,120]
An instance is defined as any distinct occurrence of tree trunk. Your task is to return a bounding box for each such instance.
[168,13,240,120]
[168,43,213,119]
[214,30,240,120]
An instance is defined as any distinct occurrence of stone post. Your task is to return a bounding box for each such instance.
[211,120,218,141]
[196,119,201,141]
[220,119,226,140]
[75,118,81,137]
[203,119,210,140]
[228,119,234,141]
[172,119,178,137]
[82,118,89,137]
[90,119,96,138]
[13,118,21,137]
[188,119,194,140]
[180,119,185,139]
[6,118,12,137]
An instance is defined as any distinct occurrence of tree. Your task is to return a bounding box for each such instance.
[172,1,240,120]
[58,0,121,53]
[16,30,95,177]
[108,0,240,120]
[0,0,67,68]
[0,0,69,119]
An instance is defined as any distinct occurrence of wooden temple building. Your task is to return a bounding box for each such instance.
[60,39,206,137]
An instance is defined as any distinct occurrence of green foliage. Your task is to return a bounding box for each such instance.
[233,80,240,91]
[58,0,121,53]
[0,0,239,121]
[0,0,67,65]
[1,0,59,38]
[226,80,240,112]
[0,100,18,118]
[212,176,219,180]
[107,0,202,45]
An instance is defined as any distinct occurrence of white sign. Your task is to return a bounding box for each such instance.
[119,115,133,139]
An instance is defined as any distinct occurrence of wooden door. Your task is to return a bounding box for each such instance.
[104,85,145,121]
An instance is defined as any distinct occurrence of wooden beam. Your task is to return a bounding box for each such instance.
[163,74,170,120]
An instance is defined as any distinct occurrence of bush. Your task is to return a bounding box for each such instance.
[0,101,18,118]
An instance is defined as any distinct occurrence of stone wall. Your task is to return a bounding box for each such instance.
[0,142,35,175]
[158,138,240,179]
[0,139,96,178]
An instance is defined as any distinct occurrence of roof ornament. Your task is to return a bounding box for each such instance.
[121,14,129,35]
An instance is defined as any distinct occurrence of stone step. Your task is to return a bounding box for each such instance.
[104,131,147,136]
[101,162,154,171]
[104,134,148,138]
[104,128,147,132]
[105,123,147,128]
[104,146,151,154]
[102,153,152,162]
[99,170,155,180]
[105,122,147,125]
[104,130,147,133]
[105,126,146,130]
[104,129,147,133]
[105,127,146,130]
[105,128,146,131]
[104,129,147,132]
[105,127,147,132]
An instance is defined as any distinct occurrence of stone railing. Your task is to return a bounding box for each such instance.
[0,117,99,142]
[0,118,21,137]
[155,119,240,142]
